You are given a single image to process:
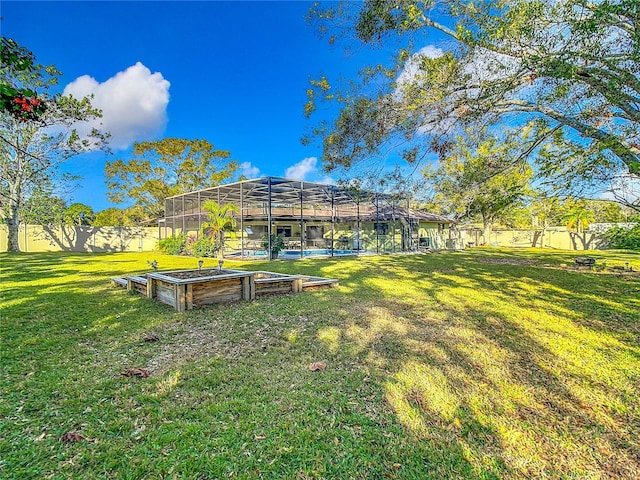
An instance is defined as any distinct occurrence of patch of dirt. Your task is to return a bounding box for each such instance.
[162,268,236,280]
[479,257,639,278]
[142,311,315,376]
[144,318,225,376]
[60,432,86,443]
[561,266,640,278]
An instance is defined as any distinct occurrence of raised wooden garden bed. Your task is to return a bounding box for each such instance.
[299,275,340,291]
[112,268,338,311]
[126,275,148,295]
[146,268,254,312]
[253,271,303,297]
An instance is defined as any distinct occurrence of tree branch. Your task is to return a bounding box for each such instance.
[495,99,640,175]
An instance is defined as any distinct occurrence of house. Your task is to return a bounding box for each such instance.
[160,177,453,257]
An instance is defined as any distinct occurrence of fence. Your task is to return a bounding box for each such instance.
[454,227,607,251]
[0,225,612,253]
[0,225,160,253]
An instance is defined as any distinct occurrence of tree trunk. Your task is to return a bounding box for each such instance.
[6,215,21,253]
[217,231,225,260]
[482,217,493,246]
[6,194,21,252]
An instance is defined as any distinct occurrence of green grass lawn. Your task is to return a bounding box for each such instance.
[1,248,639,479]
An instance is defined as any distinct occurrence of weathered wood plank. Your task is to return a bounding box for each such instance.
[186,284,193,310]
[192,277,240,291]
[127,275,148,285]
[192,277,243,306]
[195,291,243,305]
[255,280,295,296]
[156,282,176,307]
[146,276,157,299]
[193,284,241,296]
[176,284,187,312]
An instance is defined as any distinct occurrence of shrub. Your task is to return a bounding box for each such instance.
[189,236,218,257]
[261,233,286,253]
[157,234,187,255]
[602,223,640,250]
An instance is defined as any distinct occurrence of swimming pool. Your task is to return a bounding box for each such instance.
[232,249,361,259]
[299,249,360,257]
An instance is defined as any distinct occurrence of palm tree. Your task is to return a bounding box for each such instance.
[562,202,595,234]
[200,200,238,259]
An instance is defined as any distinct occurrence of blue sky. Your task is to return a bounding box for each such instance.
[3,1,402,212]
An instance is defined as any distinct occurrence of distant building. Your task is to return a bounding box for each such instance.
[587,223,638,233]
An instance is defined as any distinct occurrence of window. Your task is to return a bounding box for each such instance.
[374,222,388,235]
[276,225,292,237]
[246,225,267,239]
[306,225,324,239]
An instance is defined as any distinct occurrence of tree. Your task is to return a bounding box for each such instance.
[1,40,108,252]
[200,200,238,260]
[105,138,238,220]
[522,193,565,246]
[602,220,640,250]
[561,200,596,233]
[20,191,67,226]
[306,1,639,208]
[1,37,47,121]
[584,200,627,223]
[425,130,533,243]
[63,203,94,226]
[94,207,145,227]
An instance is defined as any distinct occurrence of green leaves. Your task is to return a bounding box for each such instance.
[307,0,640,202]
[1,39,107,251]
[105,138,238,220]
[355,1,434,42]
[1,37,35,72]
[200,200,239,259]
[424,127,533,234]
[63,203,95,226]
[0,38,48,122]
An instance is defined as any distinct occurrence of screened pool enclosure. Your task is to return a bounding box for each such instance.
[160,177,452,258]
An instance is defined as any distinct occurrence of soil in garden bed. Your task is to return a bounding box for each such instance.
[162,268,241,280]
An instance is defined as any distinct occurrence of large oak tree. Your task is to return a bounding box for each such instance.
[307,0,639,209]
[425,129,533,242]
[105,138,238,220]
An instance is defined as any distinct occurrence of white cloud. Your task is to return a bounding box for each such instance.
[319,175,335,185]
[63,62,170,150]
[463,47,522,84]
[602,174,640,205]
[417,45,445,59]
[396,45,444,87]
[240,161,260,178]
[282,157,334,184]
[285,157,318,180]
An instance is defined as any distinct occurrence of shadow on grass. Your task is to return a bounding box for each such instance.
[299,252,640,478]
[2,250,639,479]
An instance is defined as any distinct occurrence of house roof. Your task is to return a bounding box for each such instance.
[164,176,453,223]
[165,176,387,207]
